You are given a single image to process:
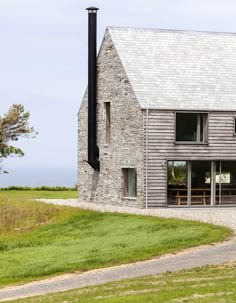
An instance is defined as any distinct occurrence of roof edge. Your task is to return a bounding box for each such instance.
[141,107,236,112]
[107,26,236,36]
[107,27,142,110]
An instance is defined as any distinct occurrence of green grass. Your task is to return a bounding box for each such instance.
[10,262,236,303]
[0,189,77,200]
[0,190,231,288]
[0,186,76,191]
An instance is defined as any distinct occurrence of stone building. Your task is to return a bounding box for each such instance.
[78,26,236,208]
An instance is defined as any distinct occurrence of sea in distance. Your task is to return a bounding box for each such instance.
[0,166,77,188]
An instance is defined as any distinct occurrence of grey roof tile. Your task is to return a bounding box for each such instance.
[108,27,236,111]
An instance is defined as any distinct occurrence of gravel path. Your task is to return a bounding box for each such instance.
[39,199,236,231]
[0,200,235,302]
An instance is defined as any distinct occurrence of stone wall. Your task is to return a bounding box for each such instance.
[78,29,144,208]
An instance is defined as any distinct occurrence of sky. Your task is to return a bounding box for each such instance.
[1,0,236,187]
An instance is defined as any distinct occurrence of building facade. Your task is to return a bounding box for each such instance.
[78,27,236,208]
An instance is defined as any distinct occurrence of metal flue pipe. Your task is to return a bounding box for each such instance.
[86,7,100,171]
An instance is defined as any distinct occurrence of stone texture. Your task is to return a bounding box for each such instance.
[78,30,144,208]
[78,27,236,209]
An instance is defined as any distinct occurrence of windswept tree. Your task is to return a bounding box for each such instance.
[0,104,37,173]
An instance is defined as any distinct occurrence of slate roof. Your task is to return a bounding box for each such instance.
[108,26,236,111]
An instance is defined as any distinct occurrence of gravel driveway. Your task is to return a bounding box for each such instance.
[38,199,236,231]
[0,200,235,302]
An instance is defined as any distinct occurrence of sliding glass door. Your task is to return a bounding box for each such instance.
[191,161,211,206]
[167,161,187,206]
[167,160,236,206]
[211,161,236,206]
[220,161,236,206]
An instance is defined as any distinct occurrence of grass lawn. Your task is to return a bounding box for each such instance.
[10,262,236,303]
[0,190,77,200]
[0,190,231,288]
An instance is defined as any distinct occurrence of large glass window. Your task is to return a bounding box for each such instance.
[206,161,236,206]
[219,162,236,205]
[176,113,208,143]
[167,161,187,206]
[191,161,211,206]
[167,160,236,207]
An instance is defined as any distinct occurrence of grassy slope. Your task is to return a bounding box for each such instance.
[0,210,230,288]
[0,190,231,288]
[11,262,236,303]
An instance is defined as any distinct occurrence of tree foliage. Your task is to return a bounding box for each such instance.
[168,161,187,185]
[0,104,37,171]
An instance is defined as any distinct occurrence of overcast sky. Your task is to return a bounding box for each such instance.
[1,0,236,186]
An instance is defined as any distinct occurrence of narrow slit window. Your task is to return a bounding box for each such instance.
[105,102,110,144]
[234,117,236,135]
[123,168,137,198]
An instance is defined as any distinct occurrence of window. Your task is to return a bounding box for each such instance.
[167,161,187,206]
[176,113,208,143]
[123,168,137,198]
[205,172,231,184]
[234,117,236,135]
[168,161,187,186]
[105,102,110,144]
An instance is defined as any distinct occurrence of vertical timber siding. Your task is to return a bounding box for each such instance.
[145,110,236,208]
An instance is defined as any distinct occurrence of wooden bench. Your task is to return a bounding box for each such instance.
[176,194,210,206]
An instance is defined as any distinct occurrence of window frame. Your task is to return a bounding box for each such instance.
[205,171,231,185]
[175,111,209,144]
[105,102,111,145]
[233,116,236,136]
[122,167,137,199]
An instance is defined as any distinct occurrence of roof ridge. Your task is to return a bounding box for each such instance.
[107,26,236,36]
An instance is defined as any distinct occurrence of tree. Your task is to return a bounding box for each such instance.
[0,104,37,173]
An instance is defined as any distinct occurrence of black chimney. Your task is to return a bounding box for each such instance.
[86,7,100,171]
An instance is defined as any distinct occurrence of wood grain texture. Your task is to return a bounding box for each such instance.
[144,110,236,207]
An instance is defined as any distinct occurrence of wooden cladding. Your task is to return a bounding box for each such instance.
[143,110,236,208]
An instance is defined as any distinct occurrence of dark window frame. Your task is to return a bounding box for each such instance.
[234,117,236,136]
[175,111,208,144]
[105,102,111,145]
[122,168,137,198]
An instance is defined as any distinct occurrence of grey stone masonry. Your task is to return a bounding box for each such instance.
[78,30,144,208]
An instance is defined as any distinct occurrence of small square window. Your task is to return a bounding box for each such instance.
[176,113,208,143]
[122,168,137,198]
